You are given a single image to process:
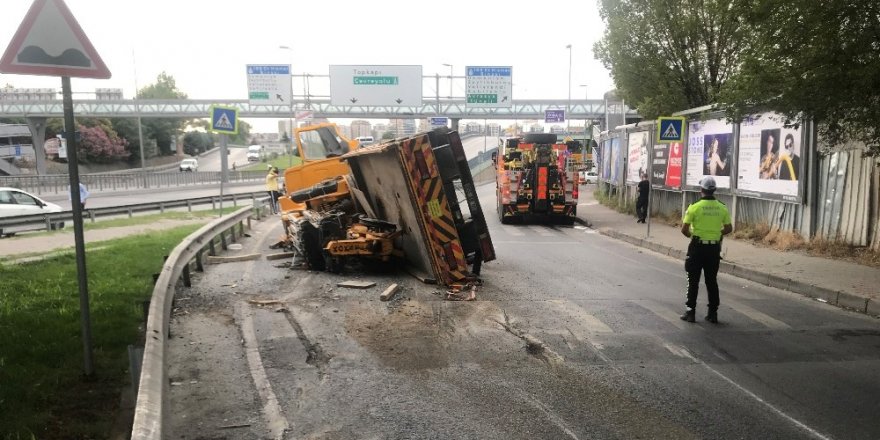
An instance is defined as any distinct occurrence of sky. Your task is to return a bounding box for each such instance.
[0,0,616,133]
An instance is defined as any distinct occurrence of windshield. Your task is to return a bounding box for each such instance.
[298,127,346,160]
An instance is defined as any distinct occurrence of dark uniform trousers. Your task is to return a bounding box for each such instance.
[685,239,722,311]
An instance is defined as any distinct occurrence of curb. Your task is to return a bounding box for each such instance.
[596,227,877,317]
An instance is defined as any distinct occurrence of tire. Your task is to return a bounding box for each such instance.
[300,222,326,271]
[523,133,558,144]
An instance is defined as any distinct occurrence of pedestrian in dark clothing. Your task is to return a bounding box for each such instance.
[636,174,649,223]
[679,176,733,323]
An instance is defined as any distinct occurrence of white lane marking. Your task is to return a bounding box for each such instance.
[724,299,791,330]
[494,241,580,245]
[235,302,290,439]
[633,300,701,331]
[548,299,614,334]
[527,225,556,237]
[501,225,525,236]
[668,344,833,440]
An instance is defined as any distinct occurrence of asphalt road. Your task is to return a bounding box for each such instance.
[198,145,251,172]
[165,182,880,440]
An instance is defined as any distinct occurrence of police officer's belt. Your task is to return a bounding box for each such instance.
[693,239,719,245]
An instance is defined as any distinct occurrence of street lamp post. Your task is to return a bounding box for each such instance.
[566,44,572,133]
[579,83,588,138]
[442,63,453,98]
[132,50,147,188]
[279,45,294,168]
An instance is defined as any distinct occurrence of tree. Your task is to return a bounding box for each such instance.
[77,124,129,163]
[229,120,251,145]
[719,0,880,154]
[381,131,395,140]
[182,131,215,155]
[594,0,755,118]
[138,72,188,156]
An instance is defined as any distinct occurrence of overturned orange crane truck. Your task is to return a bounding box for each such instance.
[494,133,586,225]
[278,125,494,286]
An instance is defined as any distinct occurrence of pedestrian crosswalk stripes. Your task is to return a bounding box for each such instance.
[723,298,791,330]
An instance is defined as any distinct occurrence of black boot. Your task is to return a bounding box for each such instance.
[679,309,695,323]
[705,310,718,324]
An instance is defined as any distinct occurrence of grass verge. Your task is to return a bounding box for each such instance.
[239,155,302,172]
[0,224,203,439]
[734,221,880,268]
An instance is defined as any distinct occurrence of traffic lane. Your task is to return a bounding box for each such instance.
[43,183,265,210]
[197,146,250,172]
[478,183,880,439]
[462,134,498,160]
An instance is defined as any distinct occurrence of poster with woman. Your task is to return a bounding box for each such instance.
[610,137,621,184]
[736,112,802,202]
[686,118,734,189]
[626,131,649,184]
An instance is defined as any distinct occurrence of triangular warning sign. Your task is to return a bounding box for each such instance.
[215,112,234,130]
[0,0,111,79]
[662,123,679,139]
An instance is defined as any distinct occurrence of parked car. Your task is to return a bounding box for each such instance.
[0,187,64,237]
[579,170,598,184]
[179,158,199,172]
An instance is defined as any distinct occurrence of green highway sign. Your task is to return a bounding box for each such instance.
[249,91,269,100]
[353,76,399,85]
[467,93,498,104]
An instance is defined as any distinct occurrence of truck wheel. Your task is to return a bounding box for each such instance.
[300,222,326,271]
[523,133,558,144]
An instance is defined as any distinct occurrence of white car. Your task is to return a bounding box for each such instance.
[0,187,64,237]
[579,170,598,184]
[179,158,199,172]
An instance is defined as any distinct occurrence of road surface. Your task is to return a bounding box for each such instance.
[165,183,880,439]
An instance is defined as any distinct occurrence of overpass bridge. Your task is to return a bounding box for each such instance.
[0,97,640,175]
[0,98,638,121]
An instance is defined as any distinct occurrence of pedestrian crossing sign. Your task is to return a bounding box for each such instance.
[656,116,686,143]
[210,105,239,135]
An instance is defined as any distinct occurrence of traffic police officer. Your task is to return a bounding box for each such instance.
[680,176,732,323]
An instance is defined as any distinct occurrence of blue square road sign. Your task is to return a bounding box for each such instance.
[657,117,686,143]
[211,106,239,135]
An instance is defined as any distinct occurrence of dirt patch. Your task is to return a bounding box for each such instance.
[343,298,452,370]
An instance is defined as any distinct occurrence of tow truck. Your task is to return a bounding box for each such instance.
[494,133,585,224]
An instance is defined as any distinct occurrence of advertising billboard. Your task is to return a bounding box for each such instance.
[736,113,803,202]
[686,118,734,189]
[329,65,422,106]
[610,137,621,184]
[626,131,650,184]
[651,141,683,190]
[601,139,611,181]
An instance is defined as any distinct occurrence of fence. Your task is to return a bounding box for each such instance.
[0,191,267,234]
[598,109,880,250]
[0,171,265,196]
[130,205,267,439]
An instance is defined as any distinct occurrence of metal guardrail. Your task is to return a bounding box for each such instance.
[0,171,265,196]
[131,205,267,439]
[0,191,267,232]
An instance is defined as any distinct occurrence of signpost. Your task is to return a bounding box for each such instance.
[465,66,512,108]
[656,116,686,143]
[210,105,239,214]
[545,109,565,123]
[246,64,291,105]
[329,65,422,106]
[0,0,112,376]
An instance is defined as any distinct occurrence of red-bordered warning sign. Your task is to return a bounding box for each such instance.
[0,0,110,79]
